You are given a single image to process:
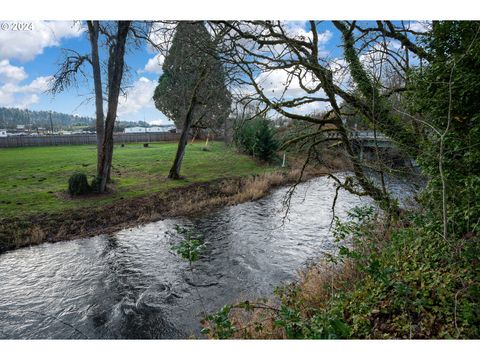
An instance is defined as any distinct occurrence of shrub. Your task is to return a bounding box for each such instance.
[234,117,279,162]
[203,206,480,339]
[90,176,102,194]
[68,172,91,196]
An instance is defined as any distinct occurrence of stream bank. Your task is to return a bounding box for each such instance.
[0,159,345,254]
[1,173,415,339]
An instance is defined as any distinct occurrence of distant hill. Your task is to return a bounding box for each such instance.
[0,107,94,130]
[0,107,153,131]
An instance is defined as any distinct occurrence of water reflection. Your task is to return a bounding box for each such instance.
[0,173,417,339]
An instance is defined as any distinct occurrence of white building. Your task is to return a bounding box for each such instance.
[124,126,148,133]
[124,125,176,133]
[0,129,7,138]
[147,125,176,132]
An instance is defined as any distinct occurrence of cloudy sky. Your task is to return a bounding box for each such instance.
[0,21,169,124]
[0,21,339,124]
[0,20,426,124]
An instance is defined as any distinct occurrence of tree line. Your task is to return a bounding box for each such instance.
[0,107,92,129]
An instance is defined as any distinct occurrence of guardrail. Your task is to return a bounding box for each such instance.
[323,130,389,141]
[349,131,389,141]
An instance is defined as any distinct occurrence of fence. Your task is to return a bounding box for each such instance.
[0,132,181,148]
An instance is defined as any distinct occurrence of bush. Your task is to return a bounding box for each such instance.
[234,117,279,162]
[90,176,102,194]
[203,206,480,339]
[68,172,91,196]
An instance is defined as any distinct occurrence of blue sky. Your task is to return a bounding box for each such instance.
[0,21,426,123]
[0,21,171,124]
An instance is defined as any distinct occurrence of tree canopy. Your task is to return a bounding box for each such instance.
[408,21,480,236]
[153,21,232,131]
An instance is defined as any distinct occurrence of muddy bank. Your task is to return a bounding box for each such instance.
[0,161,346,254]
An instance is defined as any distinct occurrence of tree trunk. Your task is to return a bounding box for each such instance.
[168,108,195,179]
[168,66,208,180]
[333,21,419,158]
[309,64,393,211]
[86,21,105,176]
[105,41,116,183]
[97,21,131,193]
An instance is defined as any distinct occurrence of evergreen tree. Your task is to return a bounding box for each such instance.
[153,21,231,179]
[234,117,279,163]
[154,21,231,130]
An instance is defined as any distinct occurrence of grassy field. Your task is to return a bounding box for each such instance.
[0,141,271,218]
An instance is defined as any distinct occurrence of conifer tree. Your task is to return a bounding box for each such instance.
[153,21,231,179]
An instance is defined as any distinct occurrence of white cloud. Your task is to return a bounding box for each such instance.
[0,60,28,83]
[20,76,52,93]
[118,77,157,117]
[0,21,83,109]
[147,21,177,53]
[256,69,299,96]
[278,22,332,57]
[256,67,322,97]
[15,94,40,108]
[284,21,332,46]
[0,88,14,106]
[409,21,431,33]
[254,68,328,115]
[0,75,52,108]
[140,53,164,75]
[235,21,334,116]
[0,21,84,62]
[329,58,352,89]
[148,118,174,126]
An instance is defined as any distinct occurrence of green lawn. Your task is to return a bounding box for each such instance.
[0,141,270,218]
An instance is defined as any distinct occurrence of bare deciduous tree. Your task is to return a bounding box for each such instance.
[97,21,131,192]
[211,20,430,214]
[51,21,132,193]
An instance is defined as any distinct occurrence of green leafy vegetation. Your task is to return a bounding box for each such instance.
[171,225,209,318]
[407,21,480,238]
[171,225,206,264]
[204,206,479,339]
[203,21,480,340]
[153,21,231,131]
[234,117,280,163]
[67,172,91,196]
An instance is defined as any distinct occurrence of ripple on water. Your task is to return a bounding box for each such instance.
[0,173,418,339]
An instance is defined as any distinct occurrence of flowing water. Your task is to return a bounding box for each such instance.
[0,173,418,339]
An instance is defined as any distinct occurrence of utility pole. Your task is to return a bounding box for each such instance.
[49,111,54,134]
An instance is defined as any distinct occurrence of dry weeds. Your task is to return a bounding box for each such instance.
[204,258,360,339]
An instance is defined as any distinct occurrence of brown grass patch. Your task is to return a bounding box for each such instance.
[231,172,285,203]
